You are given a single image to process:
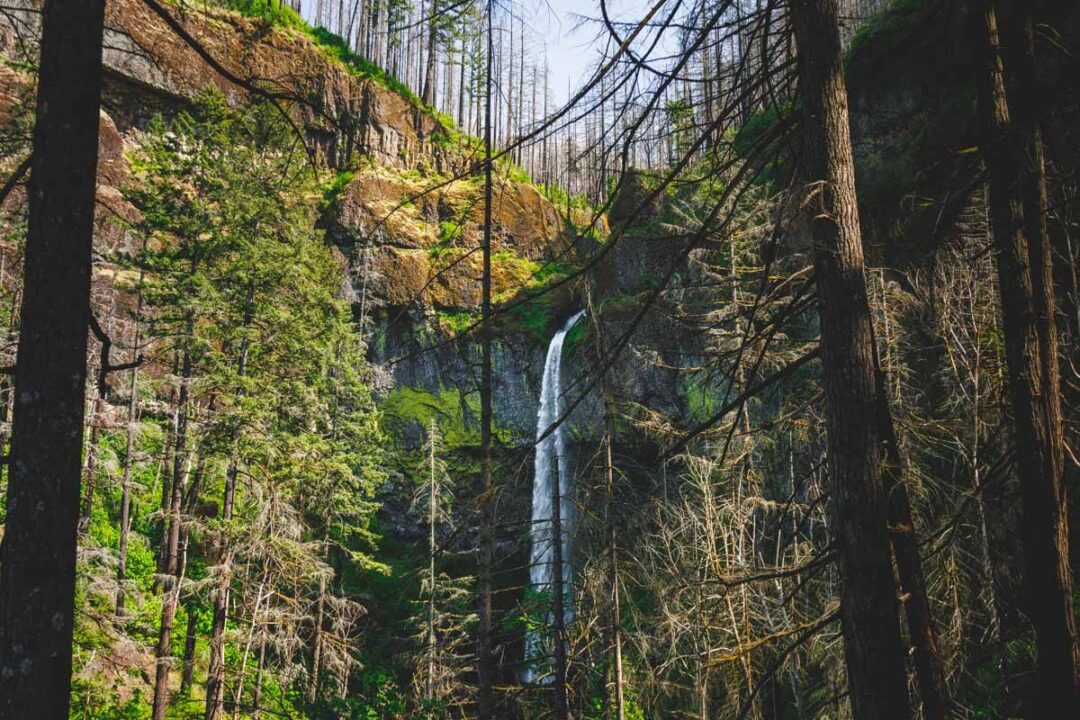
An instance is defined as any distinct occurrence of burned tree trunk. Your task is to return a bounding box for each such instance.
[0,0,105,716]
[789,1,911,718]
[972,0,1080,710]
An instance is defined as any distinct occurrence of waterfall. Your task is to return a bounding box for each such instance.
[523,310,585,684]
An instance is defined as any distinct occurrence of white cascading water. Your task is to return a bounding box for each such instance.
[523,310,585,684]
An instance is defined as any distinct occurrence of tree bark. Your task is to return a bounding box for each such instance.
[878,401,949,720]
[117,280,144,616]
[421,0,438,106]
[476,2,495,715]
[972,0,1080,710]
[550,457,569,720]
[0,0,105,716]
[307,574,327,704]
[78,389,104,535]
[606,436,625,720]
[789,1,911,718]
[180,604,198,697]
[152,342,193,720]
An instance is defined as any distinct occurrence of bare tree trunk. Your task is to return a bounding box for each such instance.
[789,1,911,718]
[550,457,569,720]
[457,37,467,128]
[307,574,326,704]
[252,640,267,720]
[606,436,625,720]
[116,276,143,616]
[476,2,495,715]
[152,340,194,720]
[871,286,949,719]
[0,1,105,716]
[78,388,104,534]
[972,0,1080,710]
[880,420,949,720]
[426,418,438,702]
[180,605,198,697]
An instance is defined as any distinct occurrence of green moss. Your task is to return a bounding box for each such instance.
[321,169,355,208]
[506,296,558,340]
[438,219,463,244]
[221,0,307,30]
[682,371,726,423]
[382,385,480,446]
[846,0,935,69]
[218,0,457,135]
[436,309,474,335]
[563,320,587,352]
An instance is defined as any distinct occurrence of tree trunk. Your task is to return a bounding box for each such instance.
[180,605,198,697]
[476,2,495,715]
[972,0,1080,710]
[871,300,949,719]
[421,0,438,106]
[550,457,569,720]
[152,343,193,720]
[78,390,104,534]
[206,287,255,720]
[426,418,438,702]
[789,1,911,718]
[117,279,144,616]
[606,436,625,720]
[0,0,105,716]
[880,416,949,720]
[252,640,267,720]
[306,574,326,704]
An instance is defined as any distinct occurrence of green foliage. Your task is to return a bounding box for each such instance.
[70,679,149,720]
[437,219,462,245]
[730,99,795,190]
[382,385,479,447]
[435,309,473,335]
[538,182,592,213]
[562,319,587,352]
[322,169,356,208]
[506,296,557,340]
[308,26,422,107]
[73,92,388,717]
[220,0,307,30]
[846,0,934,66]
[663,97,694,165]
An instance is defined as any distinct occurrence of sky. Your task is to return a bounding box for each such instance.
[524,0,652,105]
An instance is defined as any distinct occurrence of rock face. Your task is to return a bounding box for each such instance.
[0,0,608,450]
[97,0,462,173]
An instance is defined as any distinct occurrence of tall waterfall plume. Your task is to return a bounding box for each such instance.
[523,310,584,683]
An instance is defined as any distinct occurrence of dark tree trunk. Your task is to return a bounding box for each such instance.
[180,605,198,697]
[881,425,949,720]
[972,0,1080,710]
[606,436,625,720]
[0,0,105,716]
[789,1,911,718]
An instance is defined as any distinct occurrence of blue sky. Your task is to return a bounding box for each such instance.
[522,0,652,105]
